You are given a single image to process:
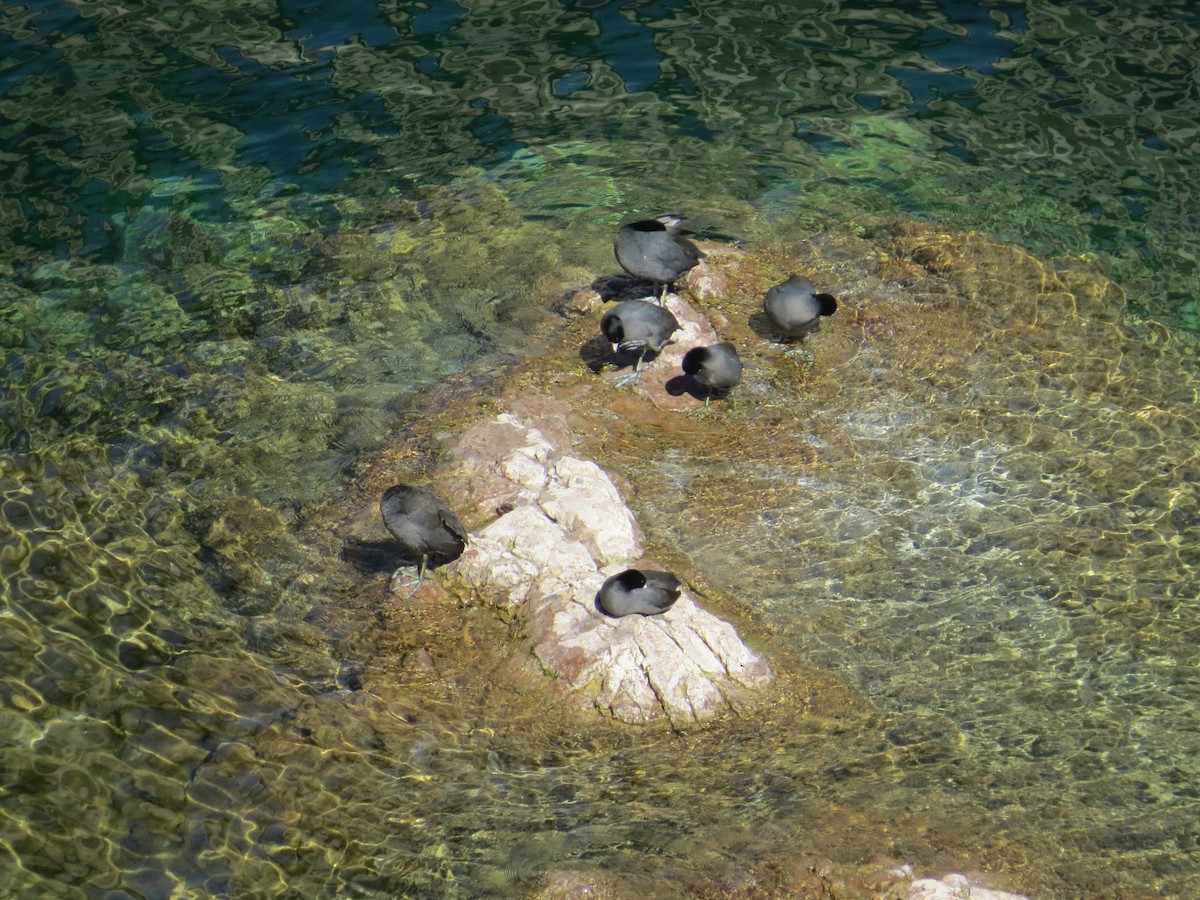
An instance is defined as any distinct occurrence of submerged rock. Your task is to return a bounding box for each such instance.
[446,403,771,724]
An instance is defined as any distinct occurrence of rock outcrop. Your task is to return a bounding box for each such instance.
[444,402,771,725]
[905,873,1028,900]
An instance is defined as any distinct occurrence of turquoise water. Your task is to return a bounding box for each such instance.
[2,0,1199,896]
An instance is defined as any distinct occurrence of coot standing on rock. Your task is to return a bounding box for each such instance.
[614,214,705,302]
[380,484,468,594]
[763,274,838,340]
[681,342,743,406]
[596,568,682,617]
[601,299,680,384]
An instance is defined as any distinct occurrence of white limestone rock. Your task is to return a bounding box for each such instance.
[905,873,1028,900]
[583,594,771,725]
[540,456,641,564]
[454,505,595,608]
[501,450,548,498]
[445,404,772,723]
[444,413,559,519]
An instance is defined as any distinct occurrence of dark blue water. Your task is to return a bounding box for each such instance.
[2,1,1199,896]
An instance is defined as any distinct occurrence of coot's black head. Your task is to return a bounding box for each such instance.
[601,310,624,344]
[681,346,708,376]
[626,219,669,234]
[614,569,648,590]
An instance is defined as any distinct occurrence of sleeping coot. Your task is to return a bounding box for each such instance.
[596,568,682,617]
[763,274,838,340]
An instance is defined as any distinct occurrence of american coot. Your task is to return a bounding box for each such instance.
[596,568,682,617]
[380,484,468,593]
[614,214,704,302]
[763,274,838,340]
[601,299,680,384]
[681,342,742,406]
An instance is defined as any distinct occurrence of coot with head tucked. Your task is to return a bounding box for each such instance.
[681,342,742,406]
[596,568,682,617]
[763,274,838,340]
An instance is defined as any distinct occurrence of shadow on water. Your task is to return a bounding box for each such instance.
[578,332,617,374]
[340,539,464,577]
[339,539,399,577]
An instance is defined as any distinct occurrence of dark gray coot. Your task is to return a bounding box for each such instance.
[601,299,680,372]
[763,274,838,339]
[614,214,705,300]
[596,568,682,617]
[380,484,468,587]
[681,342,742,404]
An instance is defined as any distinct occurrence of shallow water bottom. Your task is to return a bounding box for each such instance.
[599,228,1200,898]
[3,223,1199,899]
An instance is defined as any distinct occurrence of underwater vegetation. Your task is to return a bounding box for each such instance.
[2,0,1199,894]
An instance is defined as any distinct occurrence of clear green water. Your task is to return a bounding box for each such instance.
[2,0,1199,896]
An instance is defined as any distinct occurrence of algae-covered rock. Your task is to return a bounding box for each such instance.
[199,495,317,616]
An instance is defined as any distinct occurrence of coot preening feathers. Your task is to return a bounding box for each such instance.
[614,214,704,302]
[601,299,680,381]
[380,484,468,592]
